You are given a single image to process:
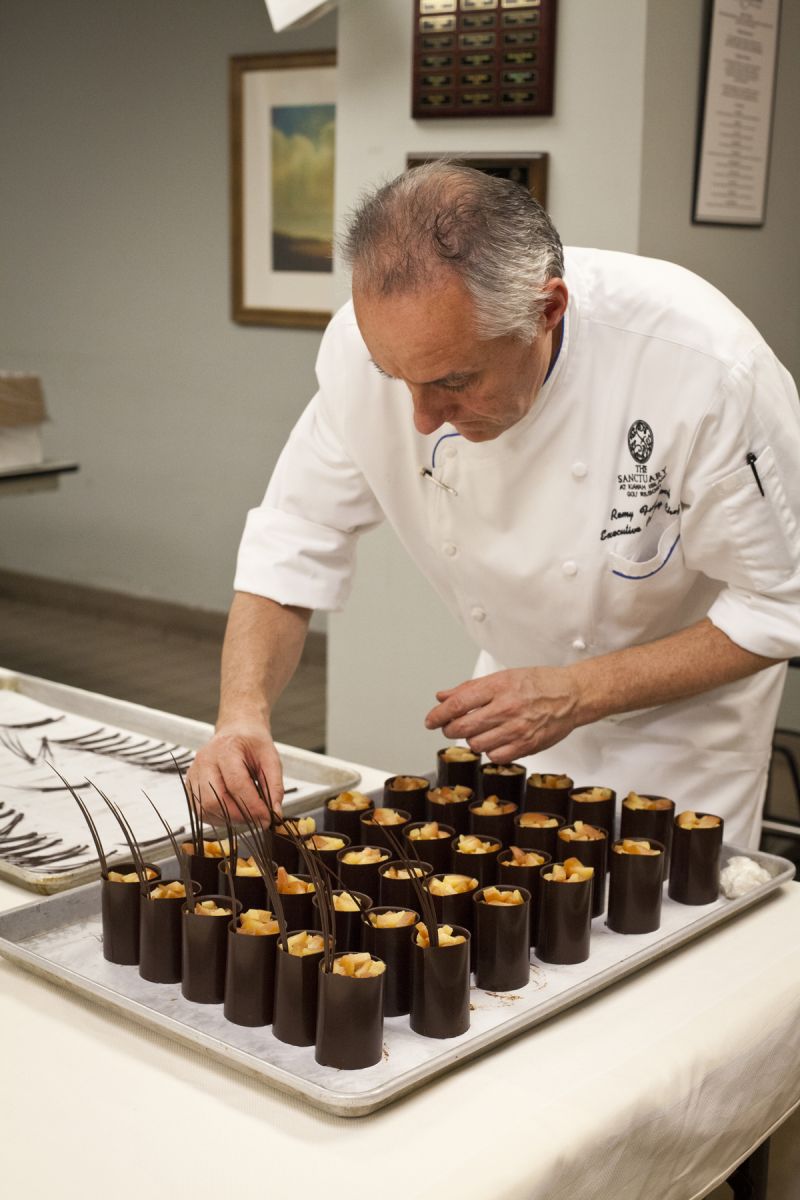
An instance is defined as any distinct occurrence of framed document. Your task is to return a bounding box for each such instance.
[692,0,782,227]
[230,52,336,328]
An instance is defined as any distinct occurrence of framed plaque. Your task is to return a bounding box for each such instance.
[230,51,336,328]
[412,0,557,119]
[407,151,549,209]
[692,0,782,227]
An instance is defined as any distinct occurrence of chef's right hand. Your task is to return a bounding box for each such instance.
[185,717,283,825]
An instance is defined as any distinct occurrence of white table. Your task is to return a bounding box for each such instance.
[1,765,799,1200]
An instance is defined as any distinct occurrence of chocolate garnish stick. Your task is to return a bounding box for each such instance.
[142,792,195,910]
[50,765,108,876]
[383,825,438,947]
[230,794,289,950]
[90,782,147,894]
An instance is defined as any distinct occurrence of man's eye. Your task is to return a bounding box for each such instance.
[440,380,470,393]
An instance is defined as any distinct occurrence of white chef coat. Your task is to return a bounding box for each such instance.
[235,248,800,848]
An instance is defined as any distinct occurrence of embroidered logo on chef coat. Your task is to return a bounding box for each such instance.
[627,420,654,465]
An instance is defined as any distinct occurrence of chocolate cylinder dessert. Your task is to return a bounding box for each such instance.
[383,775,429,823]
[181,894,241,1004]
[139,878,199,984]
[480,762,526,807]
[363,906,419,1017]
[217,856,267,912]
[410,922,471,1039]
[568,787,617,851]
[272,930,328,1046]
[452,833,503,889]
[514,811,565,859]
[302,831,350,880]
[403,821,456,875]
[268,817,317,875]
[180,839,229,896]
[436,745,481,792]
[379,860,434,910]
[426,785,474,836]
[608,839,665,934]
[325,791,374,842]
[274,866,316,930]
[337,845,391,904]
[224,909,280,1027]
[535,859,594,964]
[524,773,573,818]
[427,872,479,968]
[469,796,518,846]
[474,884,531,991]
[315,953,386,1070]
[557,821,609,917]
[359,808,411,853]
[313,889,373,953]
[668,812,724,906]
[620,794,675,876]
[497,847,550,946]
[101,861,160,965]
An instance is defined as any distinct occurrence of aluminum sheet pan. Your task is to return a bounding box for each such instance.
[0,670,360,894]
[0,843,792,1117]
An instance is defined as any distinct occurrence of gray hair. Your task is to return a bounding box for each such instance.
[341,159,564,341]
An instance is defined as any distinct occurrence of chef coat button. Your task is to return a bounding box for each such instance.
[471,606,486,623]
[443,542,458,558]
[443,443,458,460]
[562,560,578,576]
[572,461,588,478]
[572,636,587,651]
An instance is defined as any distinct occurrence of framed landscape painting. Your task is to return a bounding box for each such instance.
[230,51,336,328]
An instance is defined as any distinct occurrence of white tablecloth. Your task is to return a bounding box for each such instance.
[1,782,799,1200]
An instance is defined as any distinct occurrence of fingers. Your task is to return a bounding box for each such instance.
[425,679,491,730]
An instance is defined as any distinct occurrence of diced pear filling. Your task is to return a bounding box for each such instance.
[428,874,478,896]
[108,867,158,883]
[342,847,389,865]
[614,839,661,856]
[366,808,407,826]
[677,811,721,830]
[559,820,605,842]
[472,796,515,815]
[285,931,325,957]
[238,909,279,936]
[275,817,316,837]
[369,909,416,928]
[483,764,524,776]
[304,834,345,851]
[195,900,232,917]
[150,880,186,900]
[506,846,545,867]
[428,785,473,805]
[409,822,449,840]
[333,891,362,912]
[529,773,572,789]
[482,887,524,905]
[519,812,559,828]
[328,791,372,812]
[415,922,466,948]
[455,834,497,855]
[572,787,613,802]
[624,792,673,811]
[235,856,261,877]
[441,746,477,762]
[332,952,386,978]
[383,865,427,879]
[275,866,315,894]
[545,858,594,883]
[181,839,230,859]
[389,776,428,790]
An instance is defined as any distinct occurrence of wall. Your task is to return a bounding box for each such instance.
[0,0,336,616]
[327,0,651,768]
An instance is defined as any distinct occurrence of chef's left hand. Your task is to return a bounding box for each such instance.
[424,667,581,761]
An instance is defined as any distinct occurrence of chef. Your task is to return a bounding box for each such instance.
[188,162,800,848]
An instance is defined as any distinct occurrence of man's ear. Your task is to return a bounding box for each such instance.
[541,278,569,332]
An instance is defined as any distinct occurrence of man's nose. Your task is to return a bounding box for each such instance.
[409,386,448,435]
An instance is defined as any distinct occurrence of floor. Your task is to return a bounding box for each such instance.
[1,590,799,1198]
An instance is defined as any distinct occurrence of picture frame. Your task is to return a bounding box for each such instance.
[406,151,549,209]
[230,51,336,328]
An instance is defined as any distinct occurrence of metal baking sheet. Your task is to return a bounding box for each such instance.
[0,670,360,894]
[0,842,792,1117]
